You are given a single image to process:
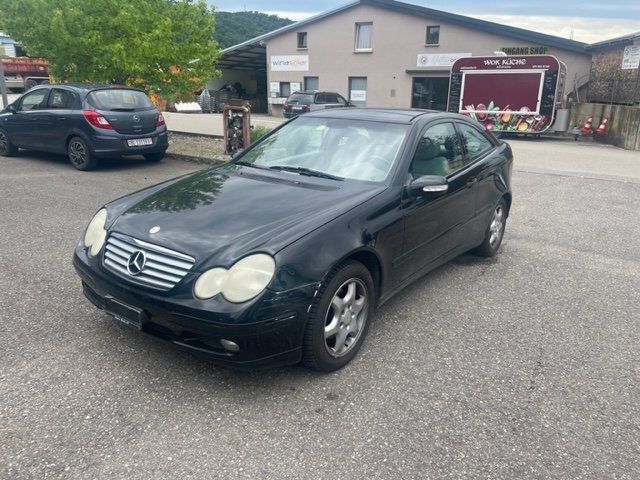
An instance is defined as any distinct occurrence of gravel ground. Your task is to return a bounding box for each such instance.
[166,132,228,163]
[1,140,639,479]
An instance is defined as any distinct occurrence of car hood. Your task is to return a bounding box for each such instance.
[108,164,385,269]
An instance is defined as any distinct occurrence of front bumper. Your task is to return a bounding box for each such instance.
[73,247,316,368]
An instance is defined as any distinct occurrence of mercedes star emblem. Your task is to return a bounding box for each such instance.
[133,114,141,123]
[127,250,146,276]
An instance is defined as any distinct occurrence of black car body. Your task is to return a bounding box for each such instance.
[0,84,168,170]
[73,109,513,371]
[283,91,350,118]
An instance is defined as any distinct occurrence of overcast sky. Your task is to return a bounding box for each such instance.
[209,0,640,43]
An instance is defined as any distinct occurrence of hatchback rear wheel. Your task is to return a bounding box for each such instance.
[144,152,165,162]
[68,137,97,171]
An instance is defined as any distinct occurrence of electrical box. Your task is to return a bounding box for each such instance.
[223,105,251,155]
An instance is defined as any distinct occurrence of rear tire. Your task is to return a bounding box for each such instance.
[67,137,97,171]
[303,260,375,372]
[144,152,165,162]
[0,129,18,157]
[472,199,507,257]
[25,79,38,91]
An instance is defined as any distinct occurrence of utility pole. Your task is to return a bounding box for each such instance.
[0,55,8,108]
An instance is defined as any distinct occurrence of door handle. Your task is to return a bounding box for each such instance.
[466,177,477,187]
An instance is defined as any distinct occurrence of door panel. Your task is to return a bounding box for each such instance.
[41,88,77,153]
[399,122,475,280]
[456,123,504,239]
[11,88,49,148]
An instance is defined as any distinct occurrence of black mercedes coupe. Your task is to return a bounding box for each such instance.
[73,108,513,372]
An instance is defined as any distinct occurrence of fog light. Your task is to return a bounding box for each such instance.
[220,339,240,353]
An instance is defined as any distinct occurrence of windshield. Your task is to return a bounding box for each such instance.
[237,117,409,182]
[87,89,154,111]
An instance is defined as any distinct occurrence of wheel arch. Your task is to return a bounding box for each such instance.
[502,192,512,217]
[334,247,384,304]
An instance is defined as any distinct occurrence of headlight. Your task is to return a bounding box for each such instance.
[194,254,276,303]
[84,208,107,257]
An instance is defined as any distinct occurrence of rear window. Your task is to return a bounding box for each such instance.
[87,89,154,111]
[287,93,314,104]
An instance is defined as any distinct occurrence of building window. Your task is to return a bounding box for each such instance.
[280,82,291,98]
[297,32,307,49]
[355,22,373,51]
[304,76,319,91]
[348,77,367,107]
[426,25,440,45]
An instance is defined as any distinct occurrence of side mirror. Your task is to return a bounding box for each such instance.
[7,103,17,113]
[409,175,448,197]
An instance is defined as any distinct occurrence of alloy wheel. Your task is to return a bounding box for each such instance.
[489,205,505,248]
[69,140,87,168]
[324,278,369,358]
[0,131,8,155]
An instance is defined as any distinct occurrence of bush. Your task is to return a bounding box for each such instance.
[250,125,271,143]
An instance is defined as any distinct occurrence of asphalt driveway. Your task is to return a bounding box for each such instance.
[1,140,639,479]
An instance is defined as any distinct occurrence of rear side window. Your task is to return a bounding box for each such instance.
[48,89,76,109]
[458,123,494,159]
[87,89,153,111]
[287,93,313,104]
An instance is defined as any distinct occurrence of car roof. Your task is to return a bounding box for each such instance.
[306,108,456,124]
[291,91,341,95]
[39,83,142,93]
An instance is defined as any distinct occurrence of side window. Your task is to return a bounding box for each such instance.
[458,123,494,160]
[410,122,464,178]
[48,89,76,109]
[324,93,338,103]
[336,95,348,105]
[315,93,327,104]
[19,90,48,111]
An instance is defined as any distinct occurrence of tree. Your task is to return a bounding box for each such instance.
[0,0,220,101]
[215,11,294,49]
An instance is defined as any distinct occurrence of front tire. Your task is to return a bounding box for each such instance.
[144,152,165,162]
[472,199,507,257]
[68,137,97,171]
[0,129,18,157]
[303,260,375,372]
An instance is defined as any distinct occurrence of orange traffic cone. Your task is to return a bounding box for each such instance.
[595,117,608,135]
[580,116,594,134]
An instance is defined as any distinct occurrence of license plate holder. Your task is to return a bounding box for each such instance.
[127,138,153,147]
[105,296,145,330]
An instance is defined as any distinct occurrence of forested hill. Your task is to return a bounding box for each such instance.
[215,11,295,49]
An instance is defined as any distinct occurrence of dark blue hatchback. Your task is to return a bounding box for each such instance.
[0,84,168,170]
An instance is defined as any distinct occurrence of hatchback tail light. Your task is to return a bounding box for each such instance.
[83,110,112,129]
[303,104,311,111]
[157,112,165,127]
[283,103,289,110]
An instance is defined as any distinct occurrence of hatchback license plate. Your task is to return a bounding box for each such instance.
[105,296,145,330]
[128,138,153,147]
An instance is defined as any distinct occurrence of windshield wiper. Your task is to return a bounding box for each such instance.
[234,160,270,170]
[268,165,343,181]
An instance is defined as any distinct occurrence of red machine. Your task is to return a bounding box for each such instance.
[1,56,50,91]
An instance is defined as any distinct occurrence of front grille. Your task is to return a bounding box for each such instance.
[102,232,195,291]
